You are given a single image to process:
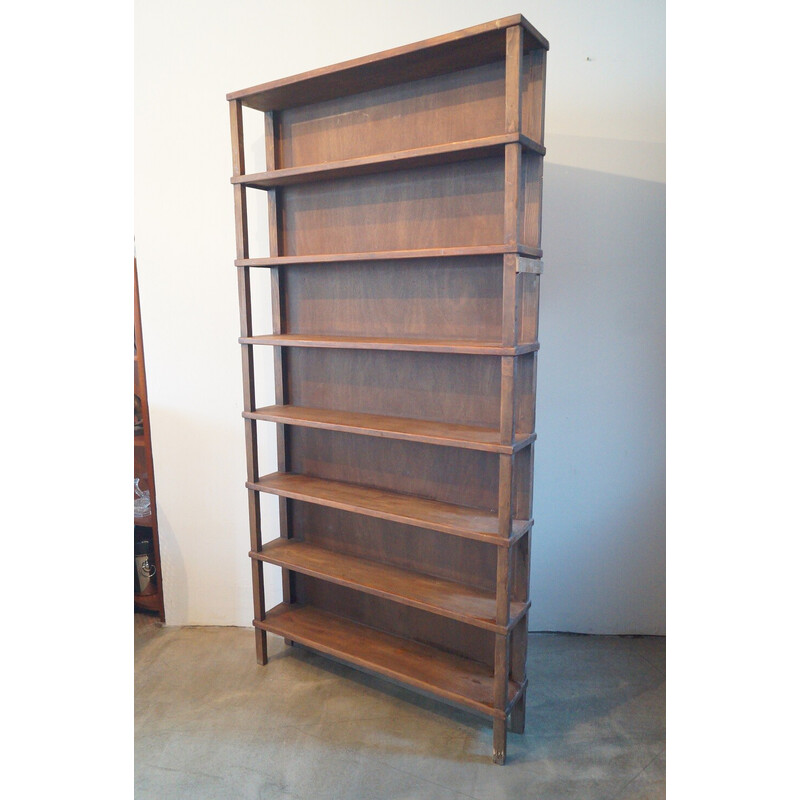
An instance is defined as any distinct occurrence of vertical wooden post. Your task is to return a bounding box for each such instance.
[230,99,268,665]
[493,453,513,764]
[492,627,511,764]
[509,607,529,734]
[505,24,523,136]
[504,22,525,249]
[493,23,527,764]
[265,111,296,643]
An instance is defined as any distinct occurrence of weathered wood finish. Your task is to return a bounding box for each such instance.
[291,502,499,590]
[282,257,503,339]
[239,332,539,356]
[229,15,546,765]
[235,134,545,189]
[251,538,529,632]
[243,404,535,453]
[235,243,543,266]
[248,472,530,544]
[254,603,524,717]
[260,155,544,259]
[227,15,548,112]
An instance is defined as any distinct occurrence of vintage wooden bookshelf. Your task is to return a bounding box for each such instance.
[228,14,547,764]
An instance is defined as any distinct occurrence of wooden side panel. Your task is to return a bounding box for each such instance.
[277,61,506,167]
[295,577,496,667]
[511,532,530,603]
[283,257,503,341]
[511,445,534,521]
[522,152,543,250]
[280,159,505,255]
[508,611,529,733]
[288,427,499,512]
[285,348,502,429]
[521,49,547,145]
[519,271,540,345]
[514,352,537,439]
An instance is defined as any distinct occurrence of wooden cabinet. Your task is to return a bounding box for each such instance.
[134,261,165,620]
[228,14,547,764]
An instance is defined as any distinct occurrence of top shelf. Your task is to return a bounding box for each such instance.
[233,134,545,190]
[226,14,548,112]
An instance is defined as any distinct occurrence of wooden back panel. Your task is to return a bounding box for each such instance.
[278,61,505,167]
[287,427,499,512]
[283,257,503,340]
[285,348,502,428]
[296,577,495,666]
[276,54,544,169]
[280,158,503,255]
[292,502,497,592]
[279,155,542,255]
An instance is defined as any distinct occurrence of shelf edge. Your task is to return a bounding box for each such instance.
[227,15,548,109]
[250,541,527,633]
[234,244,543,267]
[254,603,520,719]
[247,473,530,546]
[232,134,545,189]
[237,335,538,357]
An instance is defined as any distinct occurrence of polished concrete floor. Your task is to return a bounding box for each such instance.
[135,613,665,799]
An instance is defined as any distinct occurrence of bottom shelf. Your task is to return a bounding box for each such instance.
[255,603,522,719]
[134,591,161,612]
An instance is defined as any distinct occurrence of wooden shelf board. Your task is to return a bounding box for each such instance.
[235,243,543,267]
[134,435,147,447]
[233,134,545,189]
[228,15,548,112]
[134,591,161,611]
[252,538,528,632]
[248,472,529,545]
[244,404,535,453]
[239,334,538,356]
[255,602,520,718]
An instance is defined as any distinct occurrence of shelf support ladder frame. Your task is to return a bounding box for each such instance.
[492,21,527,766]
[265,110,298,638]
[230,98,269,665]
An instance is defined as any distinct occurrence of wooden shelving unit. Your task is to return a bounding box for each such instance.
[134,261,165,620]
[228,13,547,764]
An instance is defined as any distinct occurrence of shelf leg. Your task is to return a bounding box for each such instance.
[509,611,529,734]
[493,717,508,765]
[255,629,268,665]
[509,687,526,734]
[250,557,268,665]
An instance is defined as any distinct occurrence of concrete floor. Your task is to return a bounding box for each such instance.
[135,612,665,799]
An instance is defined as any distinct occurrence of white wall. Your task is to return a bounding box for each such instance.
[135,0,665,633]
